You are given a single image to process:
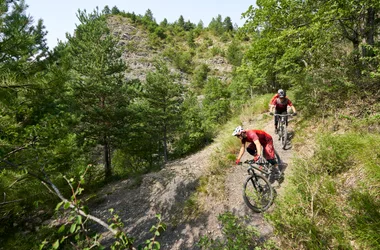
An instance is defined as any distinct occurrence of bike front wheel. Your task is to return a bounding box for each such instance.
[281,126,288,149]
[243,174,274,212]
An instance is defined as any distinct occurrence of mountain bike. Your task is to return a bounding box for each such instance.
[274,113,293,149]
[241,159,275,212]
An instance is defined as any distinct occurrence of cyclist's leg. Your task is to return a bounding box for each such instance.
[282,111,288,126]
[274,110,280,133]
[263,140,276,164]
[264,141,282,179]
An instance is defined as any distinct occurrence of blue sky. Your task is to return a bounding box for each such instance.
[26,0,255,49]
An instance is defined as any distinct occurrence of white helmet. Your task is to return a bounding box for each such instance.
[232,126,244,136]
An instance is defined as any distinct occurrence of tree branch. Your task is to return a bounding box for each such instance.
[0,199,23,206]
[27,171,118,235]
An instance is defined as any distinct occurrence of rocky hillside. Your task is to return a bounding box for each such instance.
[107,15,239,85]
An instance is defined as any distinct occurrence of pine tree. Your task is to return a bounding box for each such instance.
[66,9,129,179]
[0,0,48,77]
[143,61,184,163]
[144,9,155,23]
[223,16,233,32]
[177,15,185,29]
[102,5,111,15]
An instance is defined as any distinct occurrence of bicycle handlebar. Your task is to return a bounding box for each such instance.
[272,113,294,117]
[243,159,255,164]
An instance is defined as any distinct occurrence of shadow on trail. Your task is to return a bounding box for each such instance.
[282,130,296,150]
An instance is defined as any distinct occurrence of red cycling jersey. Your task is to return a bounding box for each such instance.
[271,97,293,113]
[242,130,273,145]
[242,130,275,160]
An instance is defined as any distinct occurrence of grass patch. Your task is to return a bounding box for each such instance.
[268,126,380,249]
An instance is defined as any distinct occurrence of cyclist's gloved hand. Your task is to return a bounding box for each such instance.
[293,112,297,116]
[235,159,240,165]
[269,112,274,116]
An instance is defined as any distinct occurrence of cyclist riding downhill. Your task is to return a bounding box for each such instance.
[232,126,283,181]
[269,89,297,134]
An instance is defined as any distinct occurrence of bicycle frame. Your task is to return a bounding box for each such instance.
[273,113,293,148]
[274,114,292,126]
[245,160,271,177]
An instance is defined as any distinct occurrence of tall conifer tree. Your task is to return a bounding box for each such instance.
[144,61,184,163]
[67,9,128,179]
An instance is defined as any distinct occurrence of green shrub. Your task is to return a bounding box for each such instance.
[210,46,223,57]
[163,48,193,73]
[226,40,243,66]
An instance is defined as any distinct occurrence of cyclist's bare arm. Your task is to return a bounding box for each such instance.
[237,142,246,161]
[291,106,296,113]
[253,140,262,157]
[269,104,275,113]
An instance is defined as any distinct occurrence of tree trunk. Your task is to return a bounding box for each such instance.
[104,136,112,179]
[163,124,168,163]
[362,7,375,57]
[353,40,362,78]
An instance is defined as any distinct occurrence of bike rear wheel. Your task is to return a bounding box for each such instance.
[243,174,274,212]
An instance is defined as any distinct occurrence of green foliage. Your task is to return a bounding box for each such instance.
[102,5,111,15]
[0,2,89,242]
[66,9,130,179]
[191,63,210,91]
[197,20,204,30]
[111,6,120,15]
[0,2,242,248]
[348,190,380,249]
[142,214,167,250]
[163,48,193,73]
[228,78,274,112]
[160,18,168,27]
[210,46,224,57]
[226,40,243,66]
[239,0,380,112]
[177,15,185,29]
[198,212,275,249]
[223,17,233,32]
[143,61,184,162]
[187,31,196,48]
[203,36,213,47]
[0,0,48,76]
[172,92,211,157]
[208,14,233,36]
[202,77,231,125]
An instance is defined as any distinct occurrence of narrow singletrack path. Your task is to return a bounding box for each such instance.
[90,116,295,249]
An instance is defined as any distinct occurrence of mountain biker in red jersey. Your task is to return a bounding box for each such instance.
[269,89,297,134]
[232,126,282,179]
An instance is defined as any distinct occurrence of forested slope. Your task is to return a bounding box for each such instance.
[1,0,380,249]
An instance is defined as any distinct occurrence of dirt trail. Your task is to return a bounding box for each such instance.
[91,117,295,249]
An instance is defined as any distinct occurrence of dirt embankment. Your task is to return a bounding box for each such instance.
[90,118,295,249]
